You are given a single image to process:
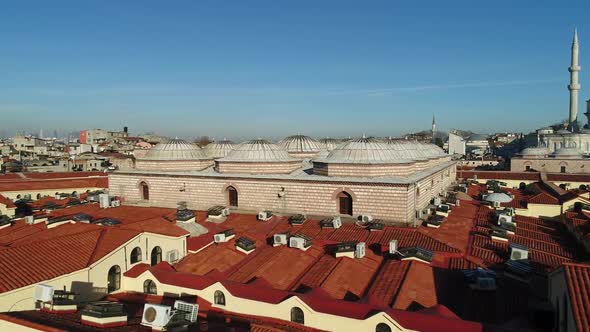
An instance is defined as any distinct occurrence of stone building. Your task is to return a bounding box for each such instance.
[511,147,590,174]
[109,136,456,225]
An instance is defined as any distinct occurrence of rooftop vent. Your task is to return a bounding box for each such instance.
[208,206,230,218]
[81,301,127,328]
[398,247,434,263]
[288,214,307,225]
[176,208,195,223]
[92,218,121,226]
[0,216,13,229]
[236,236,256,254]
[72,213,93,223]
[366,220,385,231]
[490,227,509,242]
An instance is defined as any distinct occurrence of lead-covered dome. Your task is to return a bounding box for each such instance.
[318,137,410,164]
[279,135,322,159]
[520,147,550,157]
[552,147,584,158]
[318,138,342,152]
[142,138,208,160]
[215,139,302,174]
[203,139,236,159]
[135,138,213,172]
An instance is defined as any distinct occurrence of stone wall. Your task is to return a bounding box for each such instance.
[214,160,302,174]
[109,163,456,225]
[135,159,213,172]
[511,157,590,174]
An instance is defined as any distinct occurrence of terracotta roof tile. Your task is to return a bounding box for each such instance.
[0,194,15,208]
[564,263,590,332]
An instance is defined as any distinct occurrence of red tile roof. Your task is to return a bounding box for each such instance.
[563,263,590,332]
[0,194,15,208]
[0,177,107,192]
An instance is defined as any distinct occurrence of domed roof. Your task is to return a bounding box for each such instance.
[279,135,322,154]
[219,139,297,162]
[484,193,513,203]
[141,138,209,160]
[520,147,550,157]
[552,147,583,158]
[319,137,412,164]
[384,138,445,160]
[555,129,571,134]
[203,139,236,159]
[318,138,342,151]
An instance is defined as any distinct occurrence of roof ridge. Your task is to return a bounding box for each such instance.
[5,226,101,249]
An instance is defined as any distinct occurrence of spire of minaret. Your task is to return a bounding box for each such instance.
[431,114,437,143]
[568,28,581,131]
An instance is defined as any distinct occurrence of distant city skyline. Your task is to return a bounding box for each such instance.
[1,1,589,138]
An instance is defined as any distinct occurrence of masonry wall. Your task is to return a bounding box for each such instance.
[215,161,302,174]
[0,186,106,201]
[511,157,590,174]
[109,163,456,225]
[136,159,213,172]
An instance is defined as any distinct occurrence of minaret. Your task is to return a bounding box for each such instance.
[431,114,436,143]
[568,29,581,131]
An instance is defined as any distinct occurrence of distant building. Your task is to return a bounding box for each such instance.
[79,127,129,145]
[511,147,590,174]
[447,132,466,155]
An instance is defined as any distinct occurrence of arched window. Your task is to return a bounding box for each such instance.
[107,265,121,293]
[519,182,526,190]
[337,191,353,216]
[16,194,21,199]
[143,279,157,295]
[290,307,304,324]
[36,193,41,199]
[376,323,392,332]
[72,191,77,196]
[226,186,238,207]
[130,247,142,264]
[140,182,149,200]
[214,290,226,306]
[151,246,162,266]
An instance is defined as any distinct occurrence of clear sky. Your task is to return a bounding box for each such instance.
[1,0,589,140]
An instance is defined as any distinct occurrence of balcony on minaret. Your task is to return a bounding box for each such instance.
[569,65,581,72]
[569,83,581,90]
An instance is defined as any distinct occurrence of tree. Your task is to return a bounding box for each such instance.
[194,136,212,147]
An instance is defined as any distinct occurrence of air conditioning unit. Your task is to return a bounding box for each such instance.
[166,249,179,263]
[111,200,121,207]
[214,234,226,243]
[289,237,305,249]
[510,244,529,261]
[433,197,442,206]
[25,215,34,225]
[258,211,273,221]
[389,240,398,254]
[497,214,513,225]
[492,201,500,208]
[332,216,342,229]
[274,234,288,246]
[173,300,199,323]
[416,209,424,219]
[355,242,366,259]
[98,194,110,209]
[361,215,373,223]
[34,284,54,303]
[141,303,173,330]
[221,208,230,217]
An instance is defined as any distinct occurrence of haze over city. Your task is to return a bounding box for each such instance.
[1,0,589,139]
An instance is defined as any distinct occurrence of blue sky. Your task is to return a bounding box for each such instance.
[0,1,589,140]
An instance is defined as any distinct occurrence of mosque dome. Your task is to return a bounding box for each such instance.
[141,138,208,161]
[203,139,236,159]
[552,147,584,158]
[520,147,550,157]
[135,138,213,172]
[220,139,295,162]
[484,193,513,204]
[215,139,301,174]
[318,138,342,152]
[320,137,408,164]
[278,135,322,158]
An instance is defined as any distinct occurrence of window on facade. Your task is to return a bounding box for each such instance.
[337,191,353,216]
[525,165,531,171]
[16,194,21,199]
[130,247,142,264]
[107,265,121,293]
[140,182,149,200]
[561,166,566,173]
[214,290,226,306]
[376,323,392,332]
[151,246,162,266]
[290,307,304,324]
[143,279,157,295]
[36,193,41,199]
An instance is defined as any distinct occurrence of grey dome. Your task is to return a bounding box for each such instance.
[204,139,236,159]
[141,138,209,160]
[219,139,297,162]
[279,135,322,154]
[318,137,412,164]
[484,193,513,203]
[520,147,550,157]
[318,138,343,151]
[555,129,571,134]
[552,147,583,158]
